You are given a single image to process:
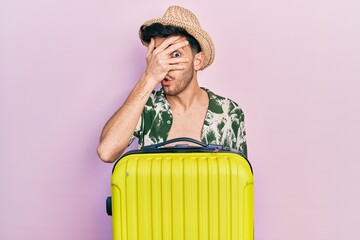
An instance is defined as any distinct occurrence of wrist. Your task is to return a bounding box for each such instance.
[140,73,159,87]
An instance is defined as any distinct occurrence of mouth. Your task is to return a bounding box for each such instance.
[161,76,173,86]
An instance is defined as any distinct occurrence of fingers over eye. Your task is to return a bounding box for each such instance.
[151,36,180,54]
[167,57,189,64]
[163,41,189,55]
[169,64,186,71]
[160,36,181,48]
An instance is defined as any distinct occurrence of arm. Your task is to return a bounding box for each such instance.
[97,36,189,162]
[97,76,156,162]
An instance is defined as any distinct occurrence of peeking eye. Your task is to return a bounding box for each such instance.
[171,51,181,58]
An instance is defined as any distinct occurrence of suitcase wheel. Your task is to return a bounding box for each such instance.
[106,196,112,216]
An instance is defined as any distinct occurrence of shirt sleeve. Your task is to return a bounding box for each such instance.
[235,107,248,158]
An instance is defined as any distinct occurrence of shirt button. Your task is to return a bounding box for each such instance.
[233,138,236,142]
[167,120,171,124]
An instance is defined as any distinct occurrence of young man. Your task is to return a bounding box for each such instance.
[97,5,247,163]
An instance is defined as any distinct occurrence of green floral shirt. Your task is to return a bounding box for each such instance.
[132,88,247,157]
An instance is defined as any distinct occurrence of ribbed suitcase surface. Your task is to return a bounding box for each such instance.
[110,140,253,240]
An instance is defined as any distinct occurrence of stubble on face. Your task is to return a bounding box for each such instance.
[162,59,195,96]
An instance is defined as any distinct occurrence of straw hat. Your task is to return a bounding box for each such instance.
[140,5,215,70]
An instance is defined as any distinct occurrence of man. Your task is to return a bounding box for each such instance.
[97,5,247,163]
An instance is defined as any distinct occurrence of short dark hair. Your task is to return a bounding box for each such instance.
[140,23,201,55]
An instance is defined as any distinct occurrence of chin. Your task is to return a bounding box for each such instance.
[162,80,191,96]
[163,89,176,96]
[162,86,179,96]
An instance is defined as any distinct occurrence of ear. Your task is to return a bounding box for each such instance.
[193,51,205,71]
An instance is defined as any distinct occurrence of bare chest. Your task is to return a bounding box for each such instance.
[167,107,208,142]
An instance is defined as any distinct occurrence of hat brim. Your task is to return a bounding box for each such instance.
[140,18,215,70]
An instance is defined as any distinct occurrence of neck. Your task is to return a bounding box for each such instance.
[166,80,208,111]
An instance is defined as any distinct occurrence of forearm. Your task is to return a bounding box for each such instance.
[97,74,157,162]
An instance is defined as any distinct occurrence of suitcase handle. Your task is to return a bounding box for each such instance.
[142,137,217,149]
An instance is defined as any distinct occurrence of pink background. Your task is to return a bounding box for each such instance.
[1,0,359,239]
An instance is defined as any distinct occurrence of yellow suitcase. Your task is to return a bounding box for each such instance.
[106,138,253,240]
